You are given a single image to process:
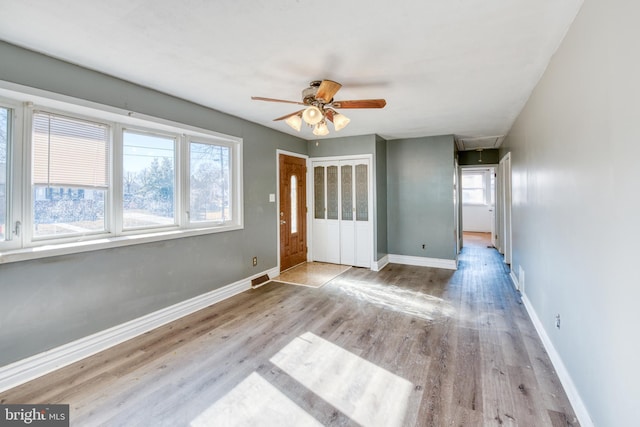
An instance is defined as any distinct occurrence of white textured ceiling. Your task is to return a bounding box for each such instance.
[0,0,582,147]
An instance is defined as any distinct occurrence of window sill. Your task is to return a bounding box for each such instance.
[0,224,243,265]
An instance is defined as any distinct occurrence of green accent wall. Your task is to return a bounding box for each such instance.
[458,149,499,165]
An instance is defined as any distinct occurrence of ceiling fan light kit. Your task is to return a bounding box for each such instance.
[252,79,386,136]
[332,112,351,131]
[284,113,302,131]
[312,121,330,136]
[302,105,323,125]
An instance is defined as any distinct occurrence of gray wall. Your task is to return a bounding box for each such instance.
[307,134,375,158]
[0,41,307,366]
[500,0,640,424]
[387,135,456,260]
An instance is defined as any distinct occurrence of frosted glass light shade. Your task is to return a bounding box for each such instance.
[313,121,329,136]
[302,106,324,125]
[332,113,350,131]
[285,114,302,131]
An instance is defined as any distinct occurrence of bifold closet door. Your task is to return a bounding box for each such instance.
[312,163,340,264]
[312,159,371,268]
[340,161,370,268]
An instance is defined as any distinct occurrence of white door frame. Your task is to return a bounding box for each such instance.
[459,164,497,247]
[454,158,460,254]
[499,152,512,265]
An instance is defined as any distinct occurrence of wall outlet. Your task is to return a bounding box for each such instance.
[422,244,426,250]
[252,256,258,267]
[555,314,561,329]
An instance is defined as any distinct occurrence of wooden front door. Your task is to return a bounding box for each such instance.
[279,154,307,271]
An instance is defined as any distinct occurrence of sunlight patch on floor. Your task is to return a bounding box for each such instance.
[335,280,455,321]
[190,372,323,427]
[270,332,413,427]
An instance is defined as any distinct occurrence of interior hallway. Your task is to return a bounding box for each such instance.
[0,244,577,426]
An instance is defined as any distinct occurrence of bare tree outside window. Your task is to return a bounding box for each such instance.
[190,142,230,223]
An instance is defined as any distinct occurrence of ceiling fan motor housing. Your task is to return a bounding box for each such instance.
[302,82,320,105]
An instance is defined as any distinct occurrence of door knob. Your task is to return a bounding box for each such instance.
[280,220,286,225]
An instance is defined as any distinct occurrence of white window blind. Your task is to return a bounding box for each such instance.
[32,112,109,188]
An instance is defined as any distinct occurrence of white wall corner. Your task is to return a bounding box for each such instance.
[372,255,389,272]
[0,266,276,394]
[521,294,595,427]
[387,254,457,270]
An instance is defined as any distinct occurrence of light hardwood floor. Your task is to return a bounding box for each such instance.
[0,245,578,426]
[463,231,493,248]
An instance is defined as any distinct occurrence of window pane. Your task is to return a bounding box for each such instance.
[33,187,106,237]
[341,165,352,221]
[327,166,338,220]
[0,108,8,241]
[123,131,176,228]
[189,142,230,223]
[290,175,298,233]
[461,173,483,189]
[462,189,485,204]
[314,166,325,219]
[32,113,109,238]
[355,164,368,221]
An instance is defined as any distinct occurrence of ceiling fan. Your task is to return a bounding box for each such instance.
[252,79,386,136]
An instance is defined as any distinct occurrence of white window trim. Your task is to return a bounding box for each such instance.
[0,83,243,265]
[119,125,180,234]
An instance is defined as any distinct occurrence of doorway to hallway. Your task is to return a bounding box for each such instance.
[460,167,496,249]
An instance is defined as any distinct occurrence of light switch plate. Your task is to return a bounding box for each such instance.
[269,193,276,202]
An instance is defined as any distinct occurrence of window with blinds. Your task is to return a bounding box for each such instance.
[32,112,109,188]
[31,112,109,238]
[0,91,243,258]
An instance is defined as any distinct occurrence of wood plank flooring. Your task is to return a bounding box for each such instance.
[0,245,579,426]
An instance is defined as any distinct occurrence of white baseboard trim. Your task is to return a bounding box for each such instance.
[388,254,457,270]
[372,255,389,272]
[521,294,594,427]
[509,270,519,291]
[0,266,279,394]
